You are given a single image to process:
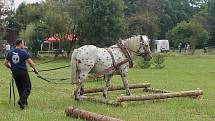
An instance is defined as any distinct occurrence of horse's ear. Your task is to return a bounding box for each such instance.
[140,36,143,41]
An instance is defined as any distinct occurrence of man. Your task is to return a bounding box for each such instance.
[3,39,38,110]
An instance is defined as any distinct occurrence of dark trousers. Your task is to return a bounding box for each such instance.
[12,69,31,104]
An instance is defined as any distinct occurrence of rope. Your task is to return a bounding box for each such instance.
[36,59,59,66]
[36,74,71,84]
[9,74,15,106]
[28,65,70,73]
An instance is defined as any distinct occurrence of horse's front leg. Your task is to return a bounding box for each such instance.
[120,67,131,96]
[103,75,112,98]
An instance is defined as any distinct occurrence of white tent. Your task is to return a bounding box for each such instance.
[155,40,170,53]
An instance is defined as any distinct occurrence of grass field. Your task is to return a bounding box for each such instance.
[0,53,215,121]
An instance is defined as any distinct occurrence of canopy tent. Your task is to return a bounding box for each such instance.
[41,34,79,51]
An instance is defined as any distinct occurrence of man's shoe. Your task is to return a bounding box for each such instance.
[25,101,28,106]
[18,101,24,110]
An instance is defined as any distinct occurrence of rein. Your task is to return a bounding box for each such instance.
[29,65,70,73]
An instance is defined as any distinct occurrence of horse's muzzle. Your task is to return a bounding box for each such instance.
[143,53,152,61]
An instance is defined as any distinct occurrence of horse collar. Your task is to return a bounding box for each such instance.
[117,42,133,68]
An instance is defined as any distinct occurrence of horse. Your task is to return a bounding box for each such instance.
[71,35,152,100]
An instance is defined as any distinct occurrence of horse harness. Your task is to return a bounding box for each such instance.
[105,41,134,71]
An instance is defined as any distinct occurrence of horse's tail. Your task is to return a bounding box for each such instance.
[71,49,78,84]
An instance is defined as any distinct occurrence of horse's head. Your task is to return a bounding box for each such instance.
[126,35,152,61]
[138,35,152,61]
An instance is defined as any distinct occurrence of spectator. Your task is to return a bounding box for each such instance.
[5,43,11,56]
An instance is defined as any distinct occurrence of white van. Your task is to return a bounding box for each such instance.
[155,40,170,53]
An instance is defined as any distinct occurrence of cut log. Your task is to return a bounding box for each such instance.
[143,88,169,93]
[117,90,203,102]
[80,96,126,107]
[65,107,123,121]
[84,83,151,94]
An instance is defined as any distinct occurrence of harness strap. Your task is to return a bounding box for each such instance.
[89,59,129,81]
[117,42,133,68]
[106,48,117,69]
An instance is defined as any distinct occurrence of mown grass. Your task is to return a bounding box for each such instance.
[0,53,215,121]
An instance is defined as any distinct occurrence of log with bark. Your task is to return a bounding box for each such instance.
[80,96,127,107]
[65,107,123,121]
[117,90,203,102]
[83,83,151,94]
[143,88,169,93]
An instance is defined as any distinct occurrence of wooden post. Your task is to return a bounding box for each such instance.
[117,90,203,102]
[80,96,126,107]
[65,107,123,121]
[83,83,151,94]
[143,88,169,93]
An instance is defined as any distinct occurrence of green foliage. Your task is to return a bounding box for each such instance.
[152,54,165,69]
[137,59,151,69]
[128,10,160,40]
[166,21,209,52]
[76,0,127,47]
[207,0,215,45]
[20,22,49,57]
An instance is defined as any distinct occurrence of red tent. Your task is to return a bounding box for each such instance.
[45,37,60,42]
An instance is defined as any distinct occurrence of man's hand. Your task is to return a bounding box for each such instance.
[3,59,11,69]
[27,58,38,74]
[31,68,38,74]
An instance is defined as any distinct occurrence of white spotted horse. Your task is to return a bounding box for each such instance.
[71,35,152,100]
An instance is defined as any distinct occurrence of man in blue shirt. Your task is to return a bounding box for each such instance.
[3,39,38,110]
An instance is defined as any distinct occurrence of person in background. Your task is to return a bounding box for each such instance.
[3,39,38,110]
[178,42,182,53]
[5,43,11,57]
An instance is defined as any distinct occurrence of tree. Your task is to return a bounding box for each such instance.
[76,0,127,47]
[166,20,209,53]
[207,0,215,45]
[128,10,160,39]
[20,22,49,57]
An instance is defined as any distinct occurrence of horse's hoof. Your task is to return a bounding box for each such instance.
[74,97,80,101]
[126,91,131,96]
[80,87,84,96]
[103,93,107,99]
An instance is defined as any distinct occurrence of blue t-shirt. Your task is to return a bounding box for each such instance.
[6,48,31,71]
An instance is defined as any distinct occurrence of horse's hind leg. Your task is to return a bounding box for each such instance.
[74,72,88,101]
[103,75,112,98]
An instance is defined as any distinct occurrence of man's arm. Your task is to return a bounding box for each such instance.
[3,59,11,69]
[26,58,38,74]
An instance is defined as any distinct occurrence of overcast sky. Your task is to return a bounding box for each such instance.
[14,0,43,8]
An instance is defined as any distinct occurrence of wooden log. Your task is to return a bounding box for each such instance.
[80,96,127,107]
[117,90,203,102]
[143,88,169,93]
[65,107,123,121]
[84,83,151,94]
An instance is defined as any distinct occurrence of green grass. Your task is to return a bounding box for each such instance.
[0,54,215,121]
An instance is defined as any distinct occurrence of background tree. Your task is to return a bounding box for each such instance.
[76,0,127,47]
[167,20,209,53]
[20,22,49,57]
